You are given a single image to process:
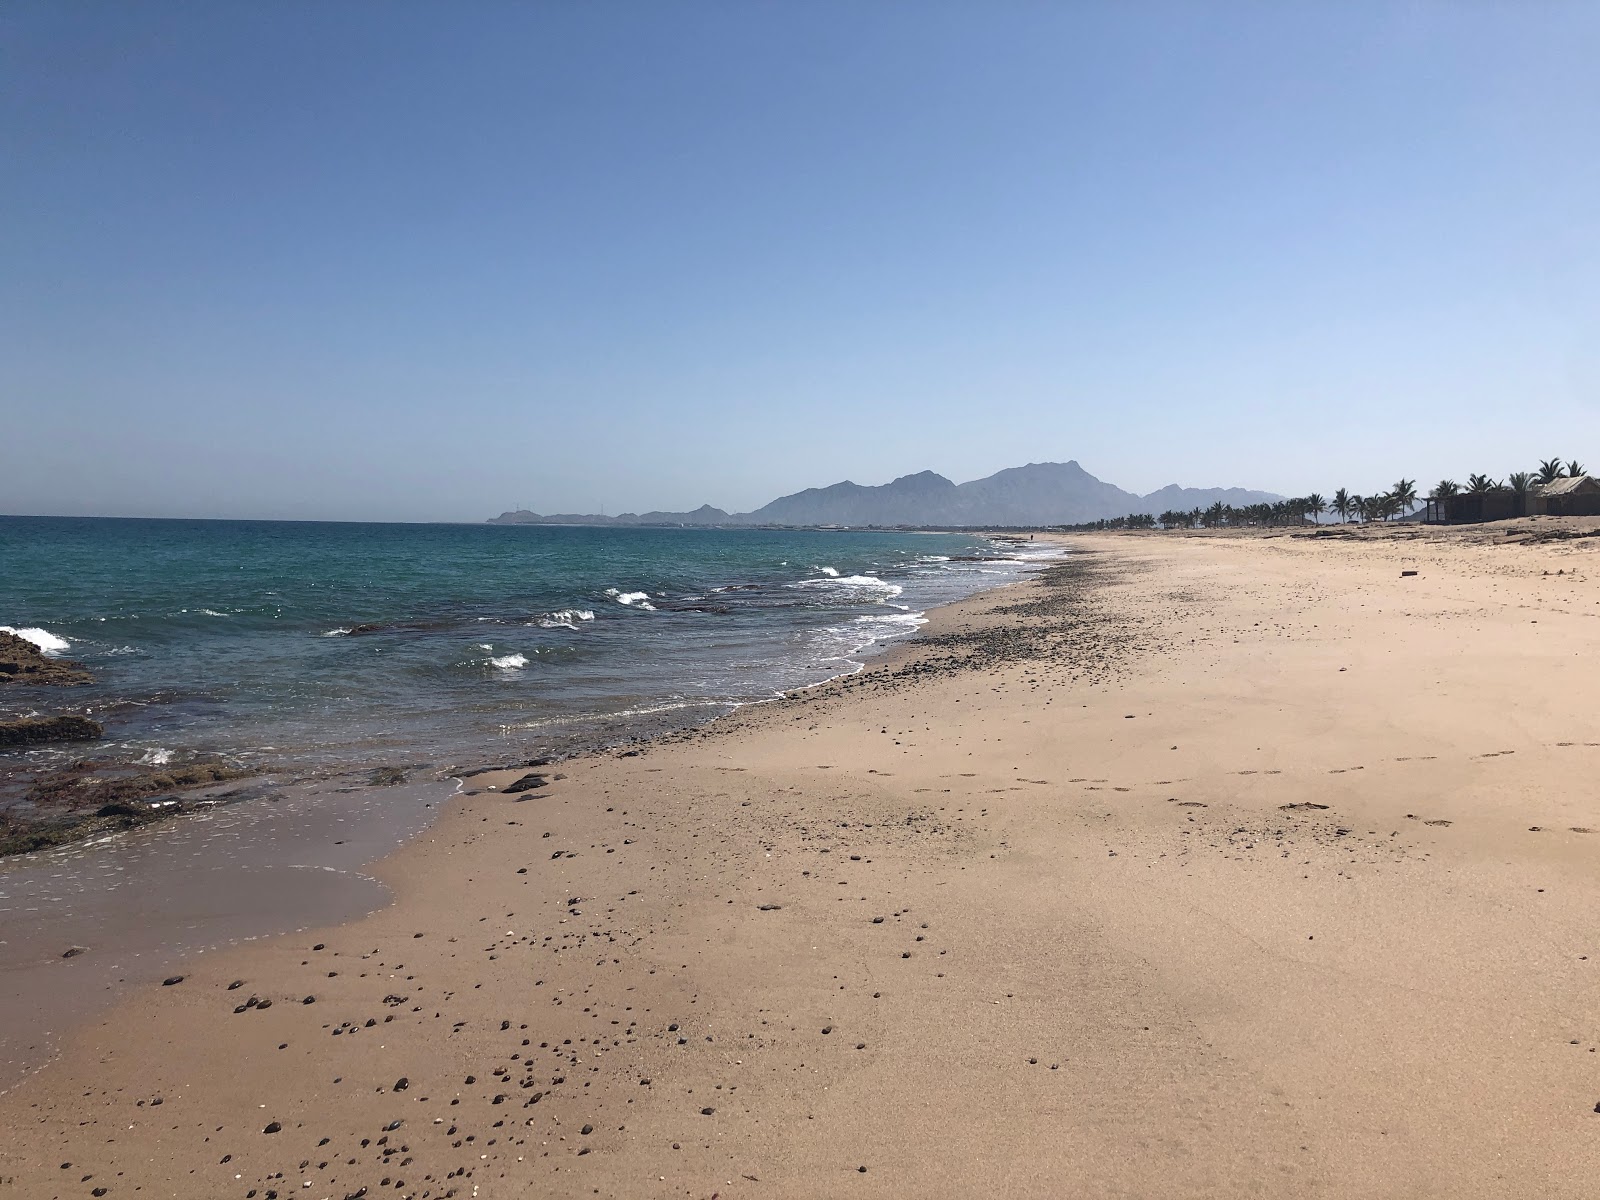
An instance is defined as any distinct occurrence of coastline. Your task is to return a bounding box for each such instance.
[0,540,1063,1095]
[7,527,1600,1196]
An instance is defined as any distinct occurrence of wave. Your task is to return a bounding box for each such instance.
[536,609,596,630]
[1,625,72,654]
[198,609,231,618]
[138,748,174,766]
[787,574,905,600]
[605,589,656,611]
[490,653,529,670]
[815,566,840,576]
[322,627,352,637]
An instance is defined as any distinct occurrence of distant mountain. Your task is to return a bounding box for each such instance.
[488,462,1281,528]
[1137,485,1282,514]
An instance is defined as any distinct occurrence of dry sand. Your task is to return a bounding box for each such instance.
[5,522,1600,1198]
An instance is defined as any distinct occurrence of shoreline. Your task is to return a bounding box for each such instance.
[0,543,1065,1095]
[7,527,1600,1196]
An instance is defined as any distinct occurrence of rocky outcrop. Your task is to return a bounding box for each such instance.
[0,714,103,747]
[0,631,93,685]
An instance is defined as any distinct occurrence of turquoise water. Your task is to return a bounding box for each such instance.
[0,518,1054,777]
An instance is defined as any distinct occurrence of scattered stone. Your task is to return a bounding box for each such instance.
[162,975,184,986]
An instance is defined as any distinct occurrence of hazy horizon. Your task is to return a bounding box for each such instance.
[5,3,1598,522]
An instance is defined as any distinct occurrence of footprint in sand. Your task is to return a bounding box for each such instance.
[1280,802,1330,812]
[1176,801,1207,808]
[1424,819,1453,827]
[1571,827,1593,834]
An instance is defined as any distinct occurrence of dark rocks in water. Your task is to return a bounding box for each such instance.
[1,758,255,858]
[0,631,93,686]
[503,773,547,794]
[0,714,102,747]
[368,766,410,787]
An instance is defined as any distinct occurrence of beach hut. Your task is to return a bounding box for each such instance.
[1530,475,1600,517]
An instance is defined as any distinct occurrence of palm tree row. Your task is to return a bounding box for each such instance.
[1056,457,1588,532]
[1427,458,1586,506]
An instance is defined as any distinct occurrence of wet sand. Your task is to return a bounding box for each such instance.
[4,524,1600,1198]
[0,775,456,1092]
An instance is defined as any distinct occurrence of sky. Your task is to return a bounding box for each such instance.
[3,2,1598,522]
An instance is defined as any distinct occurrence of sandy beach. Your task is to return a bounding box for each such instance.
[6,521,1600,1199]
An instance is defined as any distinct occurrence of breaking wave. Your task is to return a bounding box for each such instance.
[1,625,71,654]
[537,609,596,630]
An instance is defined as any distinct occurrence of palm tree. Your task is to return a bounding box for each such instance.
[1568,460,1587,478]
[1430,479,1460,500]
[1537,458,1565,485]
[1348,494,1365,523]
[1466,473,1498,494]
[1391,478,1418,517]
[1304,493,1326,525]
[1331,488,1351,523]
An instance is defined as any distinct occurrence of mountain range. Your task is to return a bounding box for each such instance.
[488,461,1281,529]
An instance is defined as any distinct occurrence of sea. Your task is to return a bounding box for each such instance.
[1,517,1059,781]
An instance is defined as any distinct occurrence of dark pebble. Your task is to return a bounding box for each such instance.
[162,975,184,986]
[264,1121,282,1134]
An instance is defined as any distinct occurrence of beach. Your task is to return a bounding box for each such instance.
[5,522,1600,1198]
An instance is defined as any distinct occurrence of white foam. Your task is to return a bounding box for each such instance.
[815,565,840,577]
[537,609,595,630]
[138,748,174,766]
[198,609,231,618]
[612,591,655,611]
[789,574,904,599]
[1,626,71,654]
[322,628,352,637]
[479,643,495,651]
[490,653,529,670]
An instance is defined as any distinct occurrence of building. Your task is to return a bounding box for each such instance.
[1529,475,1600,517]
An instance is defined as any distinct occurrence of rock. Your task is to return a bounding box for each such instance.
[700,1107,715,1116]
[393,1077,409,1091]
[0,714,102,747]
[264,1121,282,1134]
[0,631,93,685]
[1401,570,1419,577]
[61,946,88,958]
[580,1124,593,1135]
[162,975,184,986]
[503,773,548,794]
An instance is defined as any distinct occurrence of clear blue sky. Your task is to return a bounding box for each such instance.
[4,2,1597,521]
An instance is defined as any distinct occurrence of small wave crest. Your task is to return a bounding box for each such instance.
[490,653,529,670]
[814,565,840,576]
[536,609,596,630]
[788,574,904,600]
[138,748,174,766]
[605,589,656,611]
[1,626,72,654]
